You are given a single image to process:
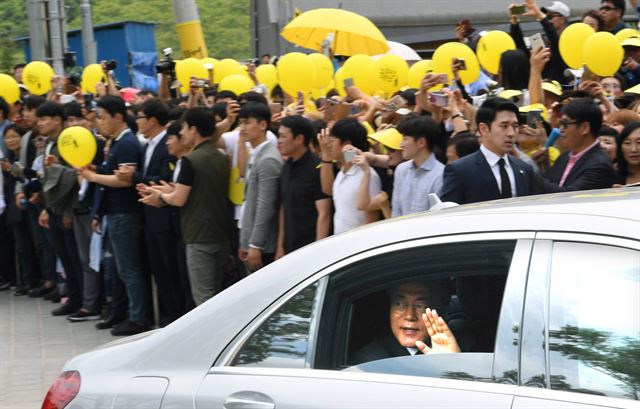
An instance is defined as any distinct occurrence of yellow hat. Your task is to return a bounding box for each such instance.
[622,36,640,48]
[369,127,403,150]
[498,89,523,100]
[626,83,640,94]
[542,80,562,96]
[519,103,549,123]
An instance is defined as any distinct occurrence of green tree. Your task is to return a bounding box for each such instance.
[0,0,28,73]
[0,0,251,74]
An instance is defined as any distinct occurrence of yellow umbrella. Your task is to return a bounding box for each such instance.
[281,8,389,56]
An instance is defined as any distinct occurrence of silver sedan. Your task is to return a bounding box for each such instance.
[42,188,640,409]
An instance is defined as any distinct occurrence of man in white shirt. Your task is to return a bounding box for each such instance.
[323,118,382,234]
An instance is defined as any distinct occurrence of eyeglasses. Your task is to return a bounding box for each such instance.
[136,115,148,120]
[391,299,428,315]
[599,6,616,12]
[559,119,579,128]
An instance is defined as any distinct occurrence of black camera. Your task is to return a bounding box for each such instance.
[155,48,176,75]
[105,60,117,71]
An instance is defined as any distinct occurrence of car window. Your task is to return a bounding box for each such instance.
[232,281,318,368]
[315,239,520,384]
[548,242,640,400]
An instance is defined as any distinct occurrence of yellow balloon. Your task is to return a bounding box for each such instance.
[334,67,347,97]
[57,126,97,168]
[311,78,336,99]
[374,54,409,94]
[230,65,250,78]
[176,58,208,94]
[432,42,480,85]
[559,23,595,69]
[307,53,334,89]
[201,57,218,67]
[342,54,376,95]
[615,28,639,42]
[0,74,20,104]
[584,32,624,77]
[22,61,54,95]
[81,64,107,94]
[219,74,255,96]
[277,52,317,97]
[476,31,516,75]
[407,60,433,88]
[214,59,241,84]
[255,64,278,91]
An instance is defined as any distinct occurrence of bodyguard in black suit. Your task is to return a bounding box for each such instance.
[116,99,184,325]
[441,98,537,205]
[536,98,614,192]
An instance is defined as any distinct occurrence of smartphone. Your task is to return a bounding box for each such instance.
[511,4,526,15]
[456,58,467,71]
[530,33,545,51]
[59,94,75,104]
[269,102,283,116]
[527,110,543,128]
[385,95,406,112]
[343,150,356,162]
[431,92,449,107]
[343,77,354,89]
[436,73,449,85]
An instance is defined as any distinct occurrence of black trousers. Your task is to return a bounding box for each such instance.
[145,228,184,325]
[48,213,83,308]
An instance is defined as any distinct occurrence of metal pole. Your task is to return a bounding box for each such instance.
[79,0,97,64]
[47,0,65,75]
[27,0,47,61]
[171,0,208,58]
[58,0,68,53]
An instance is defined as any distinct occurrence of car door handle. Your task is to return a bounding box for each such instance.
[223,391,275,409]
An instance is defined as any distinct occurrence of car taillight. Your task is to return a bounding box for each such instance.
[41,371,81,409]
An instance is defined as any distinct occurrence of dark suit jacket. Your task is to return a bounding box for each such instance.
[440,150,536,205]
[351,333,415,365]
[132,133,175,232]
[537,142,615,192]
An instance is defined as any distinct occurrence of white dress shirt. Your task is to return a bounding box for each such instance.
[480,145,517,197]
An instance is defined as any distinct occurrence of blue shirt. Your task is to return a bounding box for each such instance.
[391,153,444,217]
[99,129,142,215]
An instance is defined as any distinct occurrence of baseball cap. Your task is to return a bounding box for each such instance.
[369,127,403,151]
[542,80,562,96]
[541,1,570,17]
[621,36,640,48]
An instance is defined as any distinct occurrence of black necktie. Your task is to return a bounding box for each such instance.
[498,158,512,198]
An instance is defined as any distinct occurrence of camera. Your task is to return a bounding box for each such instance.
[105,60,117,71]
[155,48,176,75]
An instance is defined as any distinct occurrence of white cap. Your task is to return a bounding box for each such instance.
[542,1,570,18]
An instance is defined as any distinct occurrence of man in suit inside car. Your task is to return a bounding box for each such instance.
[352,282,460,365]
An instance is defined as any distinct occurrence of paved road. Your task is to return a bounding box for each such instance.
[0,290,122,409]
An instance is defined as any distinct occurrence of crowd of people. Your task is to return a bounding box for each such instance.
[0,0,638,337]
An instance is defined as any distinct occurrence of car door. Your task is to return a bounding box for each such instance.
[195,233,534,409]
[513,233,640,409]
